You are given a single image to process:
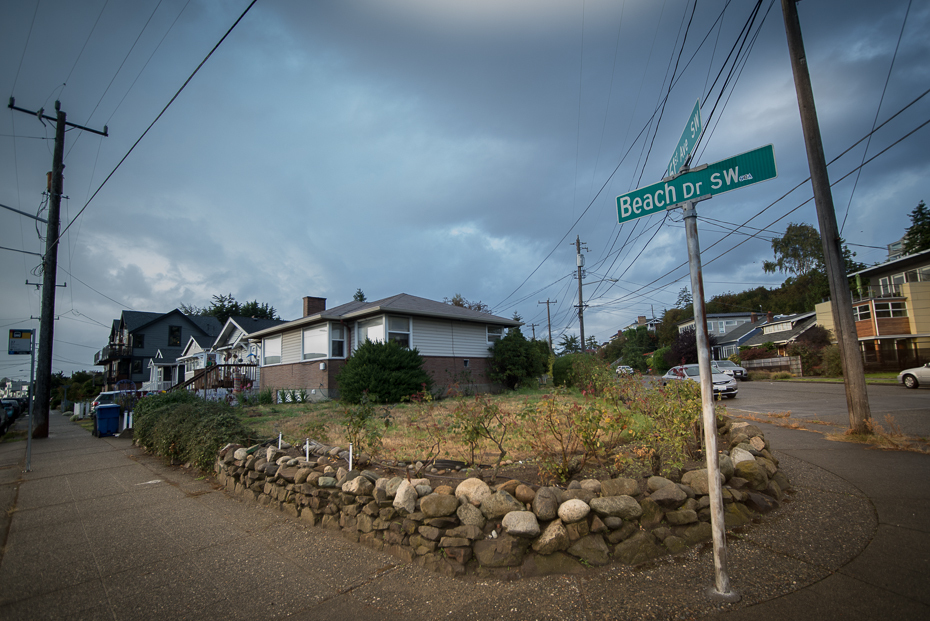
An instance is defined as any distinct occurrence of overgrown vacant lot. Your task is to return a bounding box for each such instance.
[233,374,720,487]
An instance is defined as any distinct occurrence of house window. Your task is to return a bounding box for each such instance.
[487,326,503,343]
[358,317,384,345]
[852,305,871,322]
[874,301,907,318]
[263,335,282,365]
[168,325,182,346]
[131,358,142,375]
[331,324,345,358]
[388,316,411,348]
[302,325,328,361]
[133,334,144,349]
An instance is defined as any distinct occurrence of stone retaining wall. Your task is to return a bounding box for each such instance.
[213,417,789,579]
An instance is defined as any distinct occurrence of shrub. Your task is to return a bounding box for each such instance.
[772,371,794,379]
[336,339,433,404]
[552,354,584,387]
[822,344,843,376]
[134,391,253,471]
[340,392,388,457]
[651,347,672,375]
[488,330,547,390]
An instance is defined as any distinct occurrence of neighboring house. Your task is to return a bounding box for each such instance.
[887,235,907,262]
[740,312,817,356]
[94,310,221,391]
[248,294,521,401]
[176,335,219,385]
[620,316,661,333]
[212,316,289,366]
[714,320,762,360]
[816,248,930,367]
[677,312,758,337]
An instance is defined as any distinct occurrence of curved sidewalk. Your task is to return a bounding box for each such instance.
[0,412,927,620]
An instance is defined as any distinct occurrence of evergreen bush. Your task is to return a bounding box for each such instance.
[336,339,432,404]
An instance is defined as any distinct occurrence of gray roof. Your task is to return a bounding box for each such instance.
[249,293,520,338]
[121,309,221,336]
[120,311,163,332]
[848,247,930,278]
[715,321,761,345]
[228,316,289,334]
[741,313,816,348]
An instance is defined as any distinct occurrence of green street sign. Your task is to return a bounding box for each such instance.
[666,99,702,178]
[617,144,777,224]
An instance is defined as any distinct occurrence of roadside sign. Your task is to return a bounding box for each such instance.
[8,329,33,355]
[617,144,777,224]
[666,99,703,178]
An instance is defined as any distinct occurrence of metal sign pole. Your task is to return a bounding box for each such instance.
[682,200,739,601]
[26,331,36,472]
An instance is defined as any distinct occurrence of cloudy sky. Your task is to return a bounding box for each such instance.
[2,0,928,380]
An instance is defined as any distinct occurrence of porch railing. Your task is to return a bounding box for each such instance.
[169,364,259,393]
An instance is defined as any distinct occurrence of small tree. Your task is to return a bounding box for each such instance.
[353,289,367,302]
[558,333,581,355]
[488,330,547,390]
[665,327,717,366]
[336,340,432,403]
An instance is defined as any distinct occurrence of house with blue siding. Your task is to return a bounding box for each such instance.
[248,294,521,401]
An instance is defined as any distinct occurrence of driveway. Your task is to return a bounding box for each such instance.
[725,380,930,437]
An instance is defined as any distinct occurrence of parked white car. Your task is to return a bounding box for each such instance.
[713,360,748,380]
[898,363,930,389]
[662,364,738,399]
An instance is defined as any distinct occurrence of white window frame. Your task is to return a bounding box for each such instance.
[302,325,329,361]
[852,305,871,322]
[487,325,504,344]
[874,301,907,318]
[331,323,346,358]
[263,335,282,365]
[356,316,385,349]
[387,316,411,348]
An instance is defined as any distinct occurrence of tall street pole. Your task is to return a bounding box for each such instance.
[9,98,107,438]
[575,236,585,351]
[781,0,872,433]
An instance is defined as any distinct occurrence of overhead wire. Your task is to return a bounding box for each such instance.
[61,0,111,100]
[839,0,912,235]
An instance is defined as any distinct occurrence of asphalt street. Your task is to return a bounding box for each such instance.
[725,380,930,438]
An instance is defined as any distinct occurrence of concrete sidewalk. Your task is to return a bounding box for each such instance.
[0,411,927,620]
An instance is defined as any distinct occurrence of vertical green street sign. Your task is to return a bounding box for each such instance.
[666,99,703,179]
[617,144,777,224]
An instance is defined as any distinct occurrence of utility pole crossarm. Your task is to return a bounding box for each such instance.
[8,98,109,136]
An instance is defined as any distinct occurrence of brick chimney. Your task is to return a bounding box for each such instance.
[637,315,647,326]
[750,312,757,324]
[303,296,326,317]
[766,311,774,323]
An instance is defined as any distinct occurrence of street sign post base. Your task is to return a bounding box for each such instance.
[706,585,742,603]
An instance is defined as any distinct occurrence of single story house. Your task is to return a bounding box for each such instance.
[248,294,521,401]
[740,311,817,356]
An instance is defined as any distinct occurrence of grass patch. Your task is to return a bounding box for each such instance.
[0,429,28,443]
[828,415,930,453]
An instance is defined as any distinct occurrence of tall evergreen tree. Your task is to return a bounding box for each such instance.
[903,200,930,256]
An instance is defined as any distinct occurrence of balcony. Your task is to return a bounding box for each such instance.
[95,344,132,365]
[850,284,904,303]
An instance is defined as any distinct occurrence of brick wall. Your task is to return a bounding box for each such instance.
[260,355,497,400]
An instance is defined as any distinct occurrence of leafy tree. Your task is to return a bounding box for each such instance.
[763,223,824,277]
[444,293,490,313]
[488,329,547,390]
[619,326,656,372]
[656,307,691,347]
[181,293,280,324]
[353,288,367,302]
[665,327,717,366]
[585,335,599,352]
[903,200,930,256]
[558,333,581,355]
[336,340,432,404]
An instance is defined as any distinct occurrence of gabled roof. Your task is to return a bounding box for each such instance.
[213,316,289,349]
[120,311,163,332]
[248,293,520,339]
[120,309,221,336]
[179,334,215,358]
[715,321,761,345]
[741,312,816,348]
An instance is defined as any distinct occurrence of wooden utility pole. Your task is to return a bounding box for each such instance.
[575,236,586,351]
[538,299,557,351]
[8,98,107,438]
[781,0,872,433]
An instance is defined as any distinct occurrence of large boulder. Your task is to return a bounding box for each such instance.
[455,478,492,507]
[614,531,662,565]
[532,520,570,555]
[649,484,687,509]
[420,493,460,518]
[557,499,591,523]
[393,480,419,513]
[473,533,527,568]
[502,511,540,538]
[589,496,643,520]
[734,459,769,491]
[532,487,560,521]
[457,501,487,529]
[481,490,525,520]
[600,477,640,497]
[566,534,610,566]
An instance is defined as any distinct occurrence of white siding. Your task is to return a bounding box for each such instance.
[281,330,302,364]
[412,318,494,358]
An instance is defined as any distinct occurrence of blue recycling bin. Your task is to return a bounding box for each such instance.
[95,404,120,437]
